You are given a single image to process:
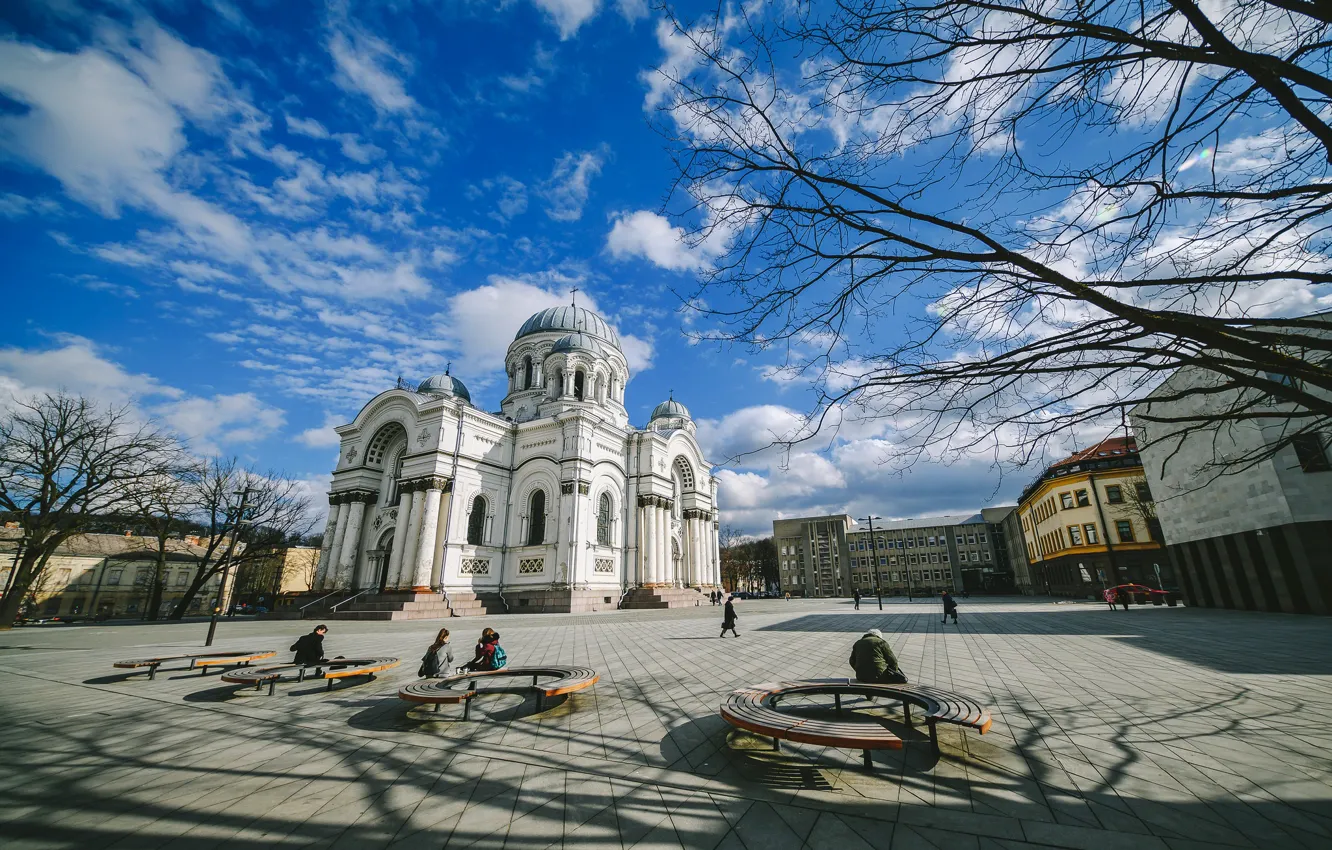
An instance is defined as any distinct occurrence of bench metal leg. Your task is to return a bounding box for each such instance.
[463,693,474,721]
[863,750,873,770]
[536,692,544,712]
[433,702,441,713]
[834,694,842,714]
[533,674,539,687]
[326,677,334,691]
[772,738,780,752]
[904,702,913,728]
[268,678,277,697]
[148,664,159,681]
[928,720,939,754]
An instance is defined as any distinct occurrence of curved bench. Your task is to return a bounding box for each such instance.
[399,666,599,719]
[112,650,277,680]
[221,657,400,695]
[720,678,992,769]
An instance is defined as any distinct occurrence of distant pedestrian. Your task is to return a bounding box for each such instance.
[1103,588,1116,610]
[784,592,791,601]
[1116,587,1130,611]
[720,596,739,638]
[419,627,454,680]
[290,624,328,666]
[853,589,861,611]
[941,591,958,624]
[849,629,907,684]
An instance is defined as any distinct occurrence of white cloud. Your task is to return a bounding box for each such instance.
[606,210,710,271]
[468,176,528,223]
[327,26,416,113]
[151,392,285,455]
[295,412,344,448]
[532,0,602,40]
[0,193,62,219]
[539,149,604,222]
[615,0,649,23]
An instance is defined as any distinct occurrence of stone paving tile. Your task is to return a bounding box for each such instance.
[3,598,1332,848]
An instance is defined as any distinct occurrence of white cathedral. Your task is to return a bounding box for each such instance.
[312,305,721,614]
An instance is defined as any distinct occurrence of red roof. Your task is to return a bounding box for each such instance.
[1048,435,1136,470]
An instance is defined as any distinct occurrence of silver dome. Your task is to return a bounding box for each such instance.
[650,399,691,420]
[416,374,471,403]
[550,332,604,354]
[515,306,621,348]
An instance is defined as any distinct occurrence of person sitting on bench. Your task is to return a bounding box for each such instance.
[291,624,328,667]
[464,628,507,671]
[849,628,907,684]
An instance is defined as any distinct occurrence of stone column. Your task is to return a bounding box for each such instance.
[400,486,426,590]
[335,497,368,589]
[657,503,668,586]
[314,497,341,590]
[321,499,350,590]
[411,481,444,590]
[639,502,653,585]
[712,520,721,587]
[386,489,415,589]
[687,516,698,586]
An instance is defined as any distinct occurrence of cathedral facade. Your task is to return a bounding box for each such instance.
[312,305,721,613]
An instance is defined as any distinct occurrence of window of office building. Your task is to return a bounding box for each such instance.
[1060,492,1074,509]
[1075,489,1090,507]
[1116,520,1135,542]
[1105,485,1123,503]
[1084,523,1099,544]
[1068,525,1083,545]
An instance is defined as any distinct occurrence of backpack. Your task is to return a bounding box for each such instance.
[418,647,441,678]
[491,645,508,670]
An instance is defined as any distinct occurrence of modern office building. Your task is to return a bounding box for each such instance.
[1015,435,1171,598]
[1131,357,1332,614]
[773,512,1008,597]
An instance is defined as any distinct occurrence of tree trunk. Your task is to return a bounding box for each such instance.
[0,549,42,629]
[145,549,167,620]
[169,572,212,620]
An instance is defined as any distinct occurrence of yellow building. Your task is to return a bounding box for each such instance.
[0,527,234,620]
[1016,436,1173,597]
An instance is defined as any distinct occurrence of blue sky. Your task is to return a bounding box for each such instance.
[0,0,1032,534]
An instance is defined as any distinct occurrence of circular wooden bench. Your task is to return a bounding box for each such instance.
[399,666,599,719]
[221,657,400,695]
[112,650,277,680]
[720,678,992,769]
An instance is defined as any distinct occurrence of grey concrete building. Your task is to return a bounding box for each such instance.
[773,512,1009,597]
[1132,361,1332,614]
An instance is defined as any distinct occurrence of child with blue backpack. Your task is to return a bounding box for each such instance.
[465,627,508,671]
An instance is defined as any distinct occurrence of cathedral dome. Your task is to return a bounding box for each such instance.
[516,306,621,348]
[550,332,603,354]
[416,374,471,403]
[650,399,691,421]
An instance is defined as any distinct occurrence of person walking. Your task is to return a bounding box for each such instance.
[941,591,958,624]
[720,595,739,638]
[849,629,906,684]
[418,627,454,680]
[290,624,328,666]
[1116,587,1130,611]
[853,589,861,611]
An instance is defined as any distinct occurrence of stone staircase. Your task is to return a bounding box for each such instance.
[324,591,501,621]
[619,586,709,610]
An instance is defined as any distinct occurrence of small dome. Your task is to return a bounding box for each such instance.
[550,332,602,354]
[516,306,621,348]
[651,399,691,420]
[416,374,471,403]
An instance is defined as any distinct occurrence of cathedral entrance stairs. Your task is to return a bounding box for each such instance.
[324,591,499,621]
[619,587,708,609]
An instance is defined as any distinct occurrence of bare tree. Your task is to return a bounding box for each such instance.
[0,394,178,629]
[126,457,200,620]
[657,0,1332,474]
[718,524,746,590]
[167,458,312,620]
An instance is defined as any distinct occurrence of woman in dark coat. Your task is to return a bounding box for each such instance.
[291,625,327,666]
[720,596,739,638]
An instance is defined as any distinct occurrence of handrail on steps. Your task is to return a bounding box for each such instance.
[329,588,373,612]
[297,590,341,616]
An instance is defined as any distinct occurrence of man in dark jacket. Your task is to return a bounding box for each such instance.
[291,625,328,666]
[941,591,958,624]
[849,629,906,684]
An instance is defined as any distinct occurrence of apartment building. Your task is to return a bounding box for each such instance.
[1015,435,1171,597]
[773,512,1007,597]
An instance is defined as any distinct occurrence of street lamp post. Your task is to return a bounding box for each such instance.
[205,487,251,647]
[857,516,885,611]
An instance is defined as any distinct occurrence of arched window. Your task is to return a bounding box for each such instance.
[597,493,612,545]
[466,495,487,545]
[526,489,546,546]
[573,370,585,401]
[523,355,533,390]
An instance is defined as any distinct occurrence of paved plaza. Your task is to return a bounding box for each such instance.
[1,598,1330,849]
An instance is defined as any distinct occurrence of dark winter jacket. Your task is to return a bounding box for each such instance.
[942,593,958,613]
[722,599,738,628]
[849,633,904,684]
[291,632,325,666]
